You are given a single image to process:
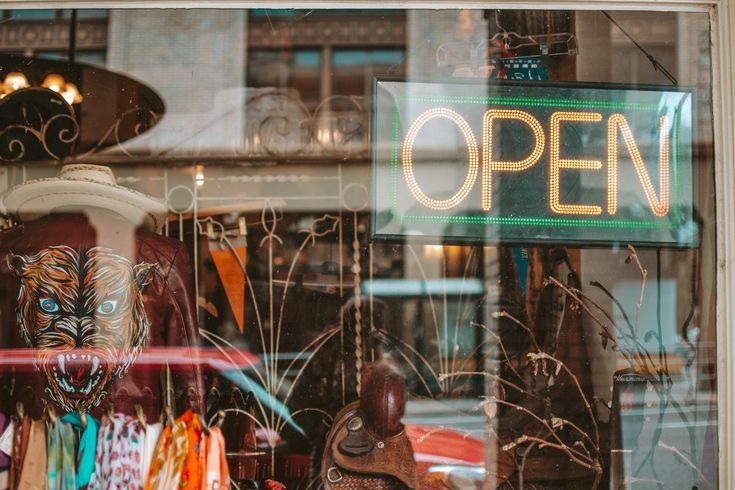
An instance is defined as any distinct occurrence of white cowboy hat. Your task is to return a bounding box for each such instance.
[0,164,168,231]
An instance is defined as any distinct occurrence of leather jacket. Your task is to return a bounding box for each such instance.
[0,212,204,420]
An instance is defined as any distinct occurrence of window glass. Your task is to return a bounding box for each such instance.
[5,9,58,19]
[0,7,716,490]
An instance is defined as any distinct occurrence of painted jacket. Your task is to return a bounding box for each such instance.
[0,212,204,420]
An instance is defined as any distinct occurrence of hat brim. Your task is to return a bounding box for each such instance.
[0,178,168,232]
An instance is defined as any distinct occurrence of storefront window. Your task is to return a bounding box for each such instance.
[0,6,717,489]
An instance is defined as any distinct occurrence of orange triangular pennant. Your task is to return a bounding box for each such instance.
[210,246,247,333]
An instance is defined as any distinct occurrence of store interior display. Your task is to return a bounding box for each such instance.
[321,361,417,490]
[0,6,717,490]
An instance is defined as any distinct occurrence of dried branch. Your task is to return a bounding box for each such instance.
[502,434,601,473]
[589,280,635,337]
[438,371,539,403]
[470,321,529,388]
[546,276,660,385]
[492,311,542,353]
[657,441,711,489]
[626,245,648,338]
[527,352,600,451]
[622,476,665,486]
[440,370,599,470]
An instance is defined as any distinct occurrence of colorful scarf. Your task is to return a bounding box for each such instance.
[140,422,162,483]
[16,419,46,490]
[61,412,99,489]
[88,414,145,490]
[9,416,30,490]
[203,427,230,490]
[143,416,188,490]
[47,418,76,490]
[0,413,10,468]
[179,410,203,490]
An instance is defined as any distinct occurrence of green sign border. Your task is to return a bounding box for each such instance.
[388,94,685,231]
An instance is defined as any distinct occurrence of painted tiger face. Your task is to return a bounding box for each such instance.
[9,245,156,412]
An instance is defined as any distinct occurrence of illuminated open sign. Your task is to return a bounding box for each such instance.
[371,79,696,247]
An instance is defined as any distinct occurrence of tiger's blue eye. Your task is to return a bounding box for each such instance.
[97,300,118,315]
[39,298,59,313]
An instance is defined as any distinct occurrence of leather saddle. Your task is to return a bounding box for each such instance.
[322,361,418,489]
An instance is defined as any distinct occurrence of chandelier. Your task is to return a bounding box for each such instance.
[0,9,84,106]
[0,71,82,105]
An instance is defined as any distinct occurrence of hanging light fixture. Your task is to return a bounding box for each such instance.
[0,71,83,105]
[41,74,83,105]
[1,72,30,94]
[0,10,83,105]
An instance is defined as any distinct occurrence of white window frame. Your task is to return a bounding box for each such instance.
[1,0,734,487]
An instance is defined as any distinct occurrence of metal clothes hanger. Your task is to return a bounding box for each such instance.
[78,408,87,429]
[436,10,578,69]
[134,404,147,430]
[487,11,578,60]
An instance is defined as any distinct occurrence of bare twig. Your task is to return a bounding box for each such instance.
[439,370,599,472]
[626,245,648,338]
[438,371,540,403]
[527,352,600,451]
[493,311,542,353]
[470,321,529,387]
[657,441,712,489]
[590,280,635,337]
[623,476,665,486]
[502,434,601,473]
[546,277,660,383]
[569,284,659,380]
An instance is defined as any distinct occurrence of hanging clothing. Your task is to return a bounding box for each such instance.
[88,414,145,490]
[47,418,77,490]
[143,417,188,490]
[0,413,10,469]
[0,213,204,421]
[61,413,99,489]
[8,416,30,490]
[16,419,46,490]
[179,410,203,490]
[203,427,230,490]
[87,416,112,490]
[140,422,162,484]
[198,432,208,490]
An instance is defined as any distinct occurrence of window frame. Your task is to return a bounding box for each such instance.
[0,0,733,487]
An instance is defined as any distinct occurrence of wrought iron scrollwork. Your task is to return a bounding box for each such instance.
[242,90,368,159]
[0,88,80,161]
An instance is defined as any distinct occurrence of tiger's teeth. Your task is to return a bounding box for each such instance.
[92,356,100,374]
[58,354,65,373]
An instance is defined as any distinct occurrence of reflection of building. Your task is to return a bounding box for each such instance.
[0,9,108,65]
[247,10,406,107]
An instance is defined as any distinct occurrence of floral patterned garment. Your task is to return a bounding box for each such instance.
[178,410,202,490]
[143,416,188,490]
[88,414,145,490]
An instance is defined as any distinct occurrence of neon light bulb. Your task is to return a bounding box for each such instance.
[481,110,545,211]
[607,114,669,216]
[402,108,479,211]
[549,111,603,215]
